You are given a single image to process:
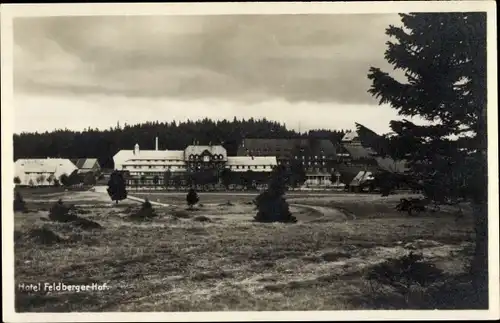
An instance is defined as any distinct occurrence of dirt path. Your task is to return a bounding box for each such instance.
[290,203,349,222]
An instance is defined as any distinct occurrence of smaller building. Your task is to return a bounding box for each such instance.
[71,158,101,174]
[303,171,333,187]
[14,158,78,186]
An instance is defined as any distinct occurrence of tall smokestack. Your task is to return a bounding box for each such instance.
[155,137,158,151]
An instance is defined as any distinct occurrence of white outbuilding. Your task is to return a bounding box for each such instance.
[14,158,78,186]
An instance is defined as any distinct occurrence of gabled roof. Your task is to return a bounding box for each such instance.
[239,138,336,157]
[342,143,377,160]
[184,145,226,157]
[71,158,99,169]
[341,131,359,142]
[15,158,77,173]
[113,150,185,161]
[240,139,297,153]
[308,139,337,156]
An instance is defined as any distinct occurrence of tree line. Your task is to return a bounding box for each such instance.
[14,118,346,169]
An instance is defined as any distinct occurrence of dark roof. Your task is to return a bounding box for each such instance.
[312,139,336,156]
[238,138,336,158]
[71,158,99,169]
[342,144,376,160]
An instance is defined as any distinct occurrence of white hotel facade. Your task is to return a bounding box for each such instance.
[113,138,277,186]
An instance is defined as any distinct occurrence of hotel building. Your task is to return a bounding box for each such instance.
[237,138,338,186]
[112,138,277,186]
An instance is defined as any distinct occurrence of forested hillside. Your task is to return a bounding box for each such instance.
[14,118,346,169]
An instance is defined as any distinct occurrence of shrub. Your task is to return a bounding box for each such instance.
[48,199,78,222]
[193,215,211,222]
[396,198,426,216]
[59,174,70,186]
[14,191,27,212]
[254,166,296,223]
[131,198,158,220]
[83,172,97,186]
[23,227,65,245]
[365,252,444,296]
[72,217,103,230]
[186,188,199,209]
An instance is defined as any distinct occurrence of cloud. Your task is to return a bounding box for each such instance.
[14,93,429,136]
[13,14,404,104]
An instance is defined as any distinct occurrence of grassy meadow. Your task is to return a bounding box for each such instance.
[13,187,480,312]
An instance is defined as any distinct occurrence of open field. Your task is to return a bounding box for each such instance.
[13,188,480,312]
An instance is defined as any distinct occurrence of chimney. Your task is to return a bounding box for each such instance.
[155,137,158,151]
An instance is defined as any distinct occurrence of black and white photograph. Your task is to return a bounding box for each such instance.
[1,1,498,321]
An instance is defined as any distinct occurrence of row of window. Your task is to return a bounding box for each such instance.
[128,159,183,163]
[128,167,333,177]
[124,165,183,170]
[124,164,273,170]
[25,172,55,175]
[278,160,332,166]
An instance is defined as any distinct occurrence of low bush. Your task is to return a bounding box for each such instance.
[16,226,66,246]
[47,199,103,230]
[254,167,297,223]
[130,199,158,220]
[48,199,78,222]
[365,252,444,296]
[193,215,211,222]
[14,191,27,212]
[186,189,199,209]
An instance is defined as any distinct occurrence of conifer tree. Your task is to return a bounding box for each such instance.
[367,13,487,302]
[107,171,128,204]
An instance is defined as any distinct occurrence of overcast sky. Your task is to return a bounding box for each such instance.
[13,14,417,135]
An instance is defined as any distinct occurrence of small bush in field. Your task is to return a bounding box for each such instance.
[131,198,158,220]
[365,252,444,295]
[186,189,199,209]
[48,199,78,222]
[254,166,296,223]
[14,191,27,212]
[47,199,102,229]
[193,215,211,222]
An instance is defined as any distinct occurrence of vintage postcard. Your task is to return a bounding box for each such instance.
[1,1,498,322]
